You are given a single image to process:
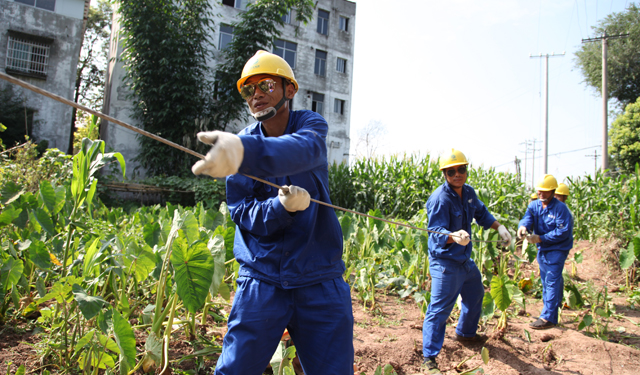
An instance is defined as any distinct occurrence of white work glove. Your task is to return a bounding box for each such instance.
[517,226,528,239]
[450,230,470,246]
[278,185,310,212]
[192,131,244,178]
[497,225,512,247]
[526,234,541,244]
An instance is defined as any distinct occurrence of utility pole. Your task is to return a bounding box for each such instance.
[582,32,629,173]
[529,139,540,188]
[529,52,565,175]
[514,156,521,181]
[586,150,599,176]
[519,140,529,185]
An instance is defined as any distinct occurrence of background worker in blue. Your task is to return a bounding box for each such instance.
[517,174,573,330]
[421,149,512,374]
[192,50,354,375]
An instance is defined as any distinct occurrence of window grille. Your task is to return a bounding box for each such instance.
[6,36,50,76]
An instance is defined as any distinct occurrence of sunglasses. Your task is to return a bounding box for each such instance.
[445,166,467,177]
[240,78,276,100]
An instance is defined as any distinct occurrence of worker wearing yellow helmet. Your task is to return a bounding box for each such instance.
[421,149,512,374]
[554,183,570,203]
[192,51,353,374]
[517,174,573,330]
[530,192,538,202]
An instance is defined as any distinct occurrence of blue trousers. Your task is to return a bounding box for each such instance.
[537,250,569,325]
[422,259,484,359]
[214,276,354,375]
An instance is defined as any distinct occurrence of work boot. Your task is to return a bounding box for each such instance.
[453,333,487,343]
[422,357,442,375]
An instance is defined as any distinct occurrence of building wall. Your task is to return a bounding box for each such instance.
[0,0,88,151]
[103,0,355,177]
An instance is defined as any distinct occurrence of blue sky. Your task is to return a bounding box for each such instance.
[349,0,632,188]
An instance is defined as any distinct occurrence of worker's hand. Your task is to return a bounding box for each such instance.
[517,226,528,239]
[497,225,512,247]
[192,131,244,178]
[526,234,541,244]
[278,185,310,212]
[451,230,470,246]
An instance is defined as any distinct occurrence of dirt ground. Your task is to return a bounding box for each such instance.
[1,240,639,375]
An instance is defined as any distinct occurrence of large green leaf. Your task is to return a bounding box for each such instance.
[39,180,56,214]
[0,206,22,226]
[0,181,25,205]
[143,222,161,247]
[214,225,236,261]
[32,208,55,236]
[619,242,637,269]
[124,242,156,283]
[112,309,137,375]
[0,258,24,292]
[208,234,227,297]
[171,237,215,313]
[490,275,512,312]
[182,211,200,245]
[29,240,52,270]
[72,284,107,320]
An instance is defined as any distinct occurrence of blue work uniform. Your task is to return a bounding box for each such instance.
[215,110,354,375]
[423,182,496,359]
[519,197,573,324]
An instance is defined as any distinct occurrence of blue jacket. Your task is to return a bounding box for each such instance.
[226,110,345,289]
[519,198,573,252]
[426,182,496,264]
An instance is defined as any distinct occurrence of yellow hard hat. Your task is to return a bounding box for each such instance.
[237,50,299,93]
[530,192,538,199]
[556,183,570,196]
[536,174,558,191]
[439,149,469,170]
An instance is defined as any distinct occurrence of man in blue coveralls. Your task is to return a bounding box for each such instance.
[191,50,354,375]
[421,149,512,374]
[517,174,573,330]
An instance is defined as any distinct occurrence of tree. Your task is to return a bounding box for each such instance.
[116,0,216,176]
[574,4,640,107]
[353,120,388,160]
[211,0,315,132]
[609,97,640,173]
[69,0,113,154]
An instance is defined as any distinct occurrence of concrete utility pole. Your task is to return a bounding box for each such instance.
[528,139,540,188]
[586,149,599,176]
[529,52,565,175]
[582,32,629,173]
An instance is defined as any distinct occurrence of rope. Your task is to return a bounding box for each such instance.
[0,72,505,244]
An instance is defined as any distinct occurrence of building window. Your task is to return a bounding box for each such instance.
[219,24,234,50]
[314,50,327,77]
[282,9,291,24]
[334,99,345,115]
[14,0,56,11]
[317,9,329,35]
[339,16,349,32]
[312,93,324,115]
[221,0,246,10]
[336,57,347,73]
[6,35,50,77]
[273,39,297,69]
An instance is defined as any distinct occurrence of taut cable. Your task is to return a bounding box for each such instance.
[0,72,505,243]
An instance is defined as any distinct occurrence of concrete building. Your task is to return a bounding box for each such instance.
[102,0,355,178]
[0,0,91,152]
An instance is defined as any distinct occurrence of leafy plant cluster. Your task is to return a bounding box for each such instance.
[1,139,239,374]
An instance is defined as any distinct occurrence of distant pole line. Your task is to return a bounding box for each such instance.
[529,52,565,175]
[582,33,629,173]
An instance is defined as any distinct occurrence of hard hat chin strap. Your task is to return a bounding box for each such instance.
[252,79,288,122]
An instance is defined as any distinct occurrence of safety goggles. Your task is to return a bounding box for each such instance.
[240,78,276,100]
[445,166,467,177]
